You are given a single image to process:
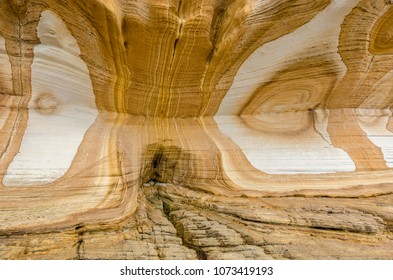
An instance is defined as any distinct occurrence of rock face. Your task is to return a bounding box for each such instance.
[0,0,393,259]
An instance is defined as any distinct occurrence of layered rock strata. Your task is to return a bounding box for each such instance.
[0,0,393,259]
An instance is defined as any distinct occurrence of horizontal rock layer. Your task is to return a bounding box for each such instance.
[0,0,393,259]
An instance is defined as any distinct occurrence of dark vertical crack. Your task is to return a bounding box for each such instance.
[198,0,234,116]
[311,109,332,145]
[142,184,202,259]
[161,199,207,260]
[174,0,183,50]
[162,0,184,117]
[167,0,183,74]
[74,224,85,260]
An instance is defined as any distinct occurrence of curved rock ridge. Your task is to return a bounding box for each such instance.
[0,0,393,259]
[0,35,13,130]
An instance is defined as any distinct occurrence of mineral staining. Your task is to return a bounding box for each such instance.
[0,0,393,260]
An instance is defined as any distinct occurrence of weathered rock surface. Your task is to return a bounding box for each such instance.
[0,0,393,259]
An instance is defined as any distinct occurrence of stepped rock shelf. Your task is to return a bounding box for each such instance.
[1,0,393,259]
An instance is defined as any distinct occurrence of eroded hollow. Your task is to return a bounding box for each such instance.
[142,141,192,185]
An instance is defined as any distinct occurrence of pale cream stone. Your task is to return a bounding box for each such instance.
[215,114,355,174]
[356,109,393,167]
[217,0,360,115]
[3,10,98,186]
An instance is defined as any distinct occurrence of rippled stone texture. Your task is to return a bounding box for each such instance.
[0,0,393,259]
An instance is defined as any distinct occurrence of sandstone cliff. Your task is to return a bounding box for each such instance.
[0,0,393,259]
